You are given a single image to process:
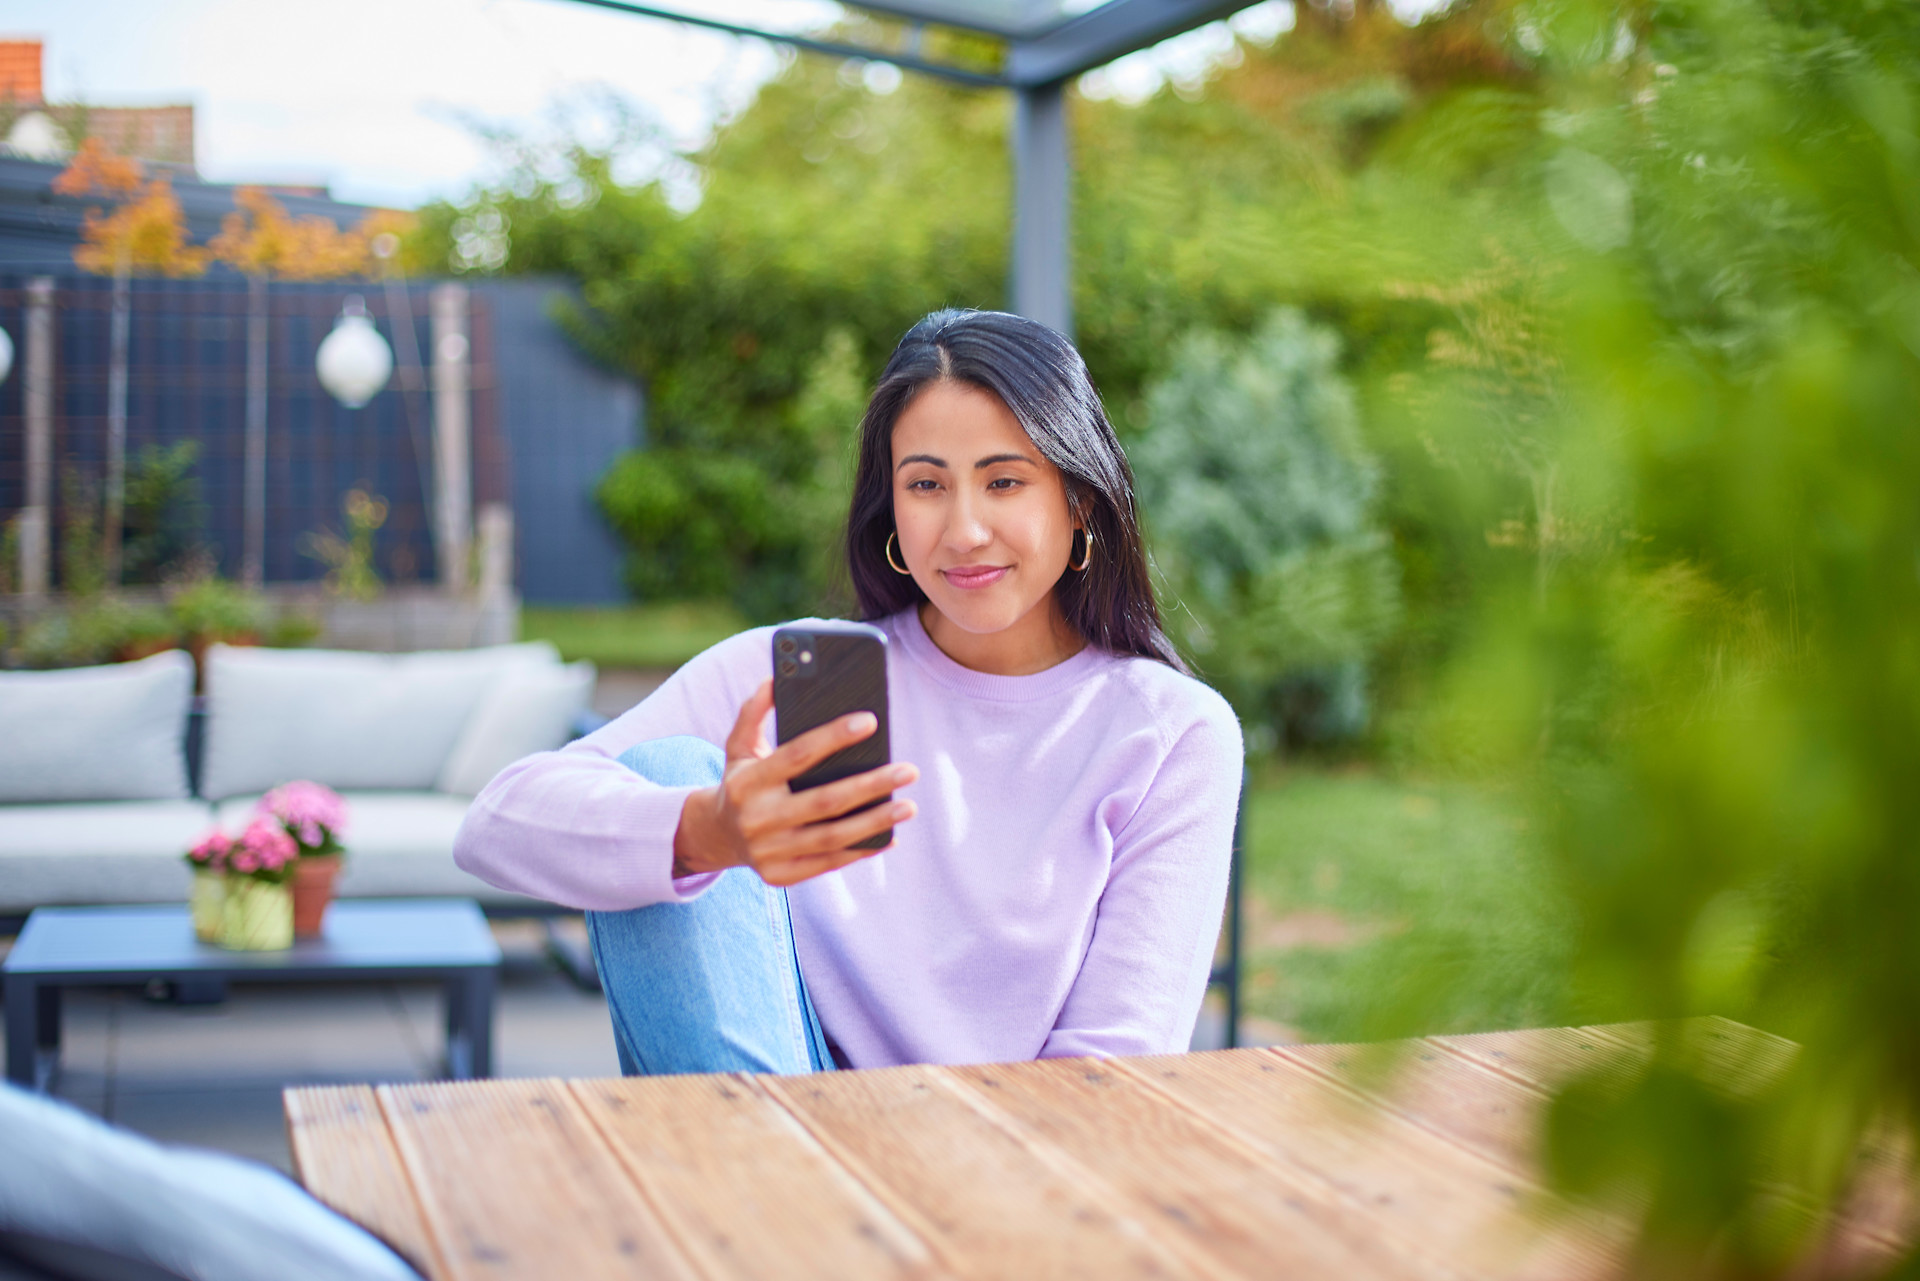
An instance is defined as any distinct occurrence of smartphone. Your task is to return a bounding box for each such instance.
[772,621,893,850]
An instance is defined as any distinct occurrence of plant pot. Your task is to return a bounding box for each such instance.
[218,878,292,951]
[189,868,226,943]
[291,854,344,939]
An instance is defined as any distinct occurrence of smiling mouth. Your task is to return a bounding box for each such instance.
[942,565,1009,589]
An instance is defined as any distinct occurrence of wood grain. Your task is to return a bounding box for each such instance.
[377,1077,697,1281]
[569,1072,941,1281]
[285,1085,444,1279]
[1430,1027,1647,1092]
[1276,1041,1549,1177]
[943,1055,1452,1281]
[1111,1049,1623,1281]
[761,1063,1195,1281]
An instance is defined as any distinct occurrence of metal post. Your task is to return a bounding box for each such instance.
[380,271,436,560]
[242,273,268,586]
[19,277,53,599]
[1011,82,1072,338]
[431,283,472,591]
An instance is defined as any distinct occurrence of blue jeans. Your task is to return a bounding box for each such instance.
[586,737,835,1075]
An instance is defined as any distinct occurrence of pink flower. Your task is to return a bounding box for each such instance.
[258,781,349,852]
[231,849,259,873]
[236,817,298,872]
[186,830,230,868]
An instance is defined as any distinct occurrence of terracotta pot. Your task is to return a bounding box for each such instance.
[291,854,344,939]
[218,878,292,951]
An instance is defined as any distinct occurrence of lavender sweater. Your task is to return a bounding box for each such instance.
[454,608,1243,1068]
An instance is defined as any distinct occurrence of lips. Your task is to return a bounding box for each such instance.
[941,565,1009,589]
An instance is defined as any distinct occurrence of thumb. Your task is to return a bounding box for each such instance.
[724,679,776,764]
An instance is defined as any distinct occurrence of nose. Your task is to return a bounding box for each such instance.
[943,488,991,553]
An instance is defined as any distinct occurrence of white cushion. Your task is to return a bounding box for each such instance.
[211,792,534,903]
[0,800,217,911]
[0,651,193,803]
[436,660,596,796]
[0,1085,422,1281]
[199,642,560,799]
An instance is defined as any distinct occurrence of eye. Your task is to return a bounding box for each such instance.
[904,477,940,493]
[986,476,1023,491]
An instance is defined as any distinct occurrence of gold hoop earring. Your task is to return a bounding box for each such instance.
[885,531,911,575]
[1070,527,1094,572]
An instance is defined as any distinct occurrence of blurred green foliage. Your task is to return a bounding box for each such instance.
[1136,311,1402,749]
[519,600,750,669]
[416,0,1920,1268]
[1241,767,1569,1040]
[121,441,209,585]
[6,578,312,670]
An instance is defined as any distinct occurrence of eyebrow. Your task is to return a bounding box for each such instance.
[895,451,1040,472]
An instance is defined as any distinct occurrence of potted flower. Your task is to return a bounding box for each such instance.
[184,830,230,942]
[218,817,298,950]
[259,781,349,938]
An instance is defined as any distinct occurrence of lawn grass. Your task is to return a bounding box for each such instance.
[520,601,749,670]
[1239,766,1575,1042]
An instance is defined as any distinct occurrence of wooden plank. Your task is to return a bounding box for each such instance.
[1437,1026,1918,1266]
[1430,1027,1648,1091]
[377,1078,697,1281]
[943,1056,1455,1281]
[1276,1041,1548,1178]
[569,1073,941,1281]
[761,1063,1196,1281]
[1111,1049,1624,1281]
[285,1085,446,1280]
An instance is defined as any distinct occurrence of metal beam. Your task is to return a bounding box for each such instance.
[1011,82,1070,337]
[1005,0,1252,86]
[564,0,1008,87]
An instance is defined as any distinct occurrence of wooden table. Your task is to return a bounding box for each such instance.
[286,1021,1911,1280]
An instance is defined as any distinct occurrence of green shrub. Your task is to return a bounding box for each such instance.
[122,441,209,585]
[1135,310,1401,751]
[168,577,272,644]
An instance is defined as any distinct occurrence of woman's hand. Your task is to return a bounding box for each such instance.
[672,679,918,887]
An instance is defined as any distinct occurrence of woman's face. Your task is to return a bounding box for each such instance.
[890,380,1079,642]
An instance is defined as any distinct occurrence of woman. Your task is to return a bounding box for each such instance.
[455,308,1242,1074]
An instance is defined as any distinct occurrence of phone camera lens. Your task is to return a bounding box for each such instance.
[779,659,797,677]
[777,637,796,655]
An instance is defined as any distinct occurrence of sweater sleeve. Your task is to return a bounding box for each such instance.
[1039,693,1243,1060]
[451,628,771,910]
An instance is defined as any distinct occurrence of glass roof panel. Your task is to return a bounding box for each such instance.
[842,0,1123,39]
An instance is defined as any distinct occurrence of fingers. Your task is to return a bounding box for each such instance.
[789,762,918,825]
[759,843,885,887]
[756,799,917,885]
[758,797,915,866]
[724,680,775,763]
[764,710,881,782]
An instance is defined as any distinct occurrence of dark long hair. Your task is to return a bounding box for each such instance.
[845,308,1186,672]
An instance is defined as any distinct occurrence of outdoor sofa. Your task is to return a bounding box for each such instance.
[0,642,596,927]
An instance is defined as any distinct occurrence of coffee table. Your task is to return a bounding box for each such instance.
[3,899,501,1092]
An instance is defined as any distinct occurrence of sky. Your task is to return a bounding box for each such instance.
[11,0,1444,210]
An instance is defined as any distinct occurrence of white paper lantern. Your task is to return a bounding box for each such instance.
[316,296,393,409]
[0,326,12,386]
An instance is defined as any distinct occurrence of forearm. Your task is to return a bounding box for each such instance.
[454,745,720,910]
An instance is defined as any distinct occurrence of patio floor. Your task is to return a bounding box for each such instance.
[1,918,1256,1175]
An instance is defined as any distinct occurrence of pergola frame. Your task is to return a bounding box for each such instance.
[564,0,1261,336]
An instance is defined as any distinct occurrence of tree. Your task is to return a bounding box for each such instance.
[53,138,207,587]
[207,187,382,585]
[1135,310,1402,751]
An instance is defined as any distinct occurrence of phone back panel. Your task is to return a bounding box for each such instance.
[772,623,891,848]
